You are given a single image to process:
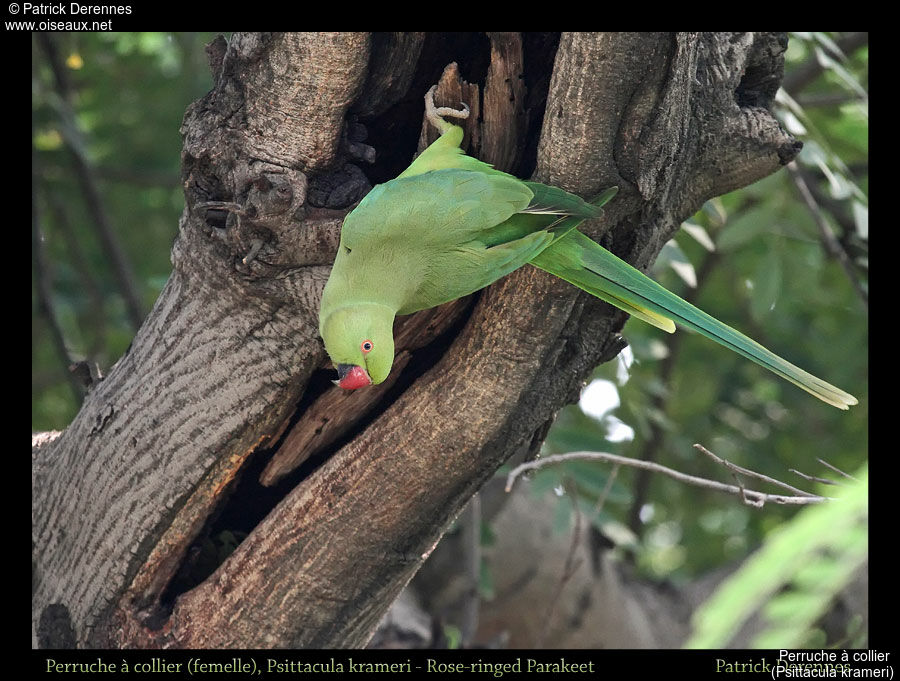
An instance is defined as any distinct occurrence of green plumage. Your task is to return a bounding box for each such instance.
[319,125,857,409]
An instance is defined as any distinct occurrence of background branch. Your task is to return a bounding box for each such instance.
[506,449,831,507]
[37,33,146,330]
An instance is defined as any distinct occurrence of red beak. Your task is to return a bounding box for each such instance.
[336,364,372,390]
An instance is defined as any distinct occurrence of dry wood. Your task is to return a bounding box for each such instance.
[481,33,526,172]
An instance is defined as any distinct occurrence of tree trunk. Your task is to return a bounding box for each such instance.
[32,31,799,649]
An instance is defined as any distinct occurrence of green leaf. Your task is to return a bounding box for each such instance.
[814,45,868,101]
[681,221,716,252]
[443,624,462,649]
[700,197,728,227]
[684,466,868,649]
[657,239,697,288]
[852,201,868,239]
[715,206,775,252]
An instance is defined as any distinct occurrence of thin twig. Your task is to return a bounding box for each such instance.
[787,162,868,308]
[33,155,84,406]
[45,190,107,360]
[594,464,619,516]
[730,467,762,508]
[506,451,832,507]
[817,458,859,482]
[781,33,868,94]
[693,444,817,497]
[795,92,866,108]
[38,34,146,330]
[789,469,844,487]
[697,443,765,508]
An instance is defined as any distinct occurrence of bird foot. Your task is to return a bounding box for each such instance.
[425,84,469,135]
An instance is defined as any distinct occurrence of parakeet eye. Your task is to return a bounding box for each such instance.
[361,340,373,354]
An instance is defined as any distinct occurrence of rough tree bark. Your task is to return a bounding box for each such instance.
[32,32,799,649]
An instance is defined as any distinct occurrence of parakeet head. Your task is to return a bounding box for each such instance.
[320,304,395,390]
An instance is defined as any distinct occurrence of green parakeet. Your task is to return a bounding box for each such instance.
[318,106,857,410]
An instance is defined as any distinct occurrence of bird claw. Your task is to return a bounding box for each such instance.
[425,84,469,134]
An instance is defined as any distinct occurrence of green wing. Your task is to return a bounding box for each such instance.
[395,171,625,313]
[342,169,530,250]
[338,167,558,314]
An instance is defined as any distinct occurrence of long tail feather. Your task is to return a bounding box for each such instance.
[534,230,857,409]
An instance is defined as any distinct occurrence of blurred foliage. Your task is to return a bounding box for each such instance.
[32,32,867,645]
[685,464,867,649]
[32,32,216,429]
[533,31,867,644]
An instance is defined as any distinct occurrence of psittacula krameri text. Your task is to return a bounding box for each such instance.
[319,88,857,409]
